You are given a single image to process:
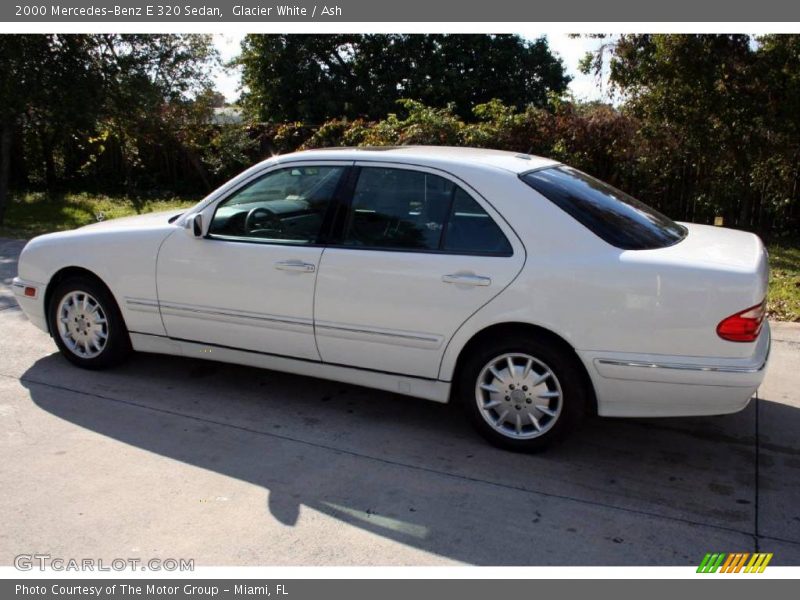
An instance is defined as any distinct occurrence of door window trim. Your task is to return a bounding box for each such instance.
[202,161,355,248]
[327,161,516,257]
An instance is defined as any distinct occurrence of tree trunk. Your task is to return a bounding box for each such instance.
[187,149,211,191]
[0,118,13,226]
[10,120,27,188]
[41,130,56,191]
[738,193,752,230]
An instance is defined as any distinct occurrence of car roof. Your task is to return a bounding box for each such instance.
[277,145,559,174]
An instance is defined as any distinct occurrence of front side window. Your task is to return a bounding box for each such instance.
[208,165,345,243]
[342,167,511,255]
[521,166,687,250]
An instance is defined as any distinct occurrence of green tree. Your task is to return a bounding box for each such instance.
[237,34,570,123]
[0,35,38,224]
[581,34,800,233]
[86,34,219,189]
[0,35,104,224]
[0,33,219,215]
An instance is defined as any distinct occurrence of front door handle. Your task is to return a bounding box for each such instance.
[441,273,491,286]
[275,260,316,273]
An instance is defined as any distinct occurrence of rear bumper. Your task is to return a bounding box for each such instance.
[11,276,48,332]
[580,321,770,417]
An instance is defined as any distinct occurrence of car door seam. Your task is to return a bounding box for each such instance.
[312,245,326,361]
[311,161,355,363]
[154,227,180,337]
[435,232,529,382]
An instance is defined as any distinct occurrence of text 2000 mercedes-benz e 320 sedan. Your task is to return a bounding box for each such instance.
[13,147,770,451]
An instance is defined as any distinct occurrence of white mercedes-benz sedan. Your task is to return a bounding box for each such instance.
[12,146,770,451]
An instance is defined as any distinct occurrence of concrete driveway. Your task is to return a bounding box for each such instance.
[1,237,799,566]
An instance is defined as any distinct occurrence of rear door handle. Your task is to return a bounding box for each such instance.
[441,273,491,286]
[275,260,316,273]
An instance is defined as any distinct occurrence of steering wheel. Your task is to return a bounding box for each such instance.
[245,206,281,235]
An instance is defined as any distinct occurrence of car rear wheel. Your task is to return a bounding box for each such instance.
[457,334,586,452]
[48,276,132,369]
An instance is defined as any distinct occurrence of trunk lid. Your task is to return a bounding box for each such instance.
[661,222,769,274]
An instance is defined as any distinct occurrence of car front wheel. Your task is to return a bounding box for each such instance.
[48,276,132,369]
[457,334,586,452]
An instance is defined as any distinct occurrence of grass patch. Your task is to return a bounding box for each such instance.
[0,191,198,239]
[767,240,800,322]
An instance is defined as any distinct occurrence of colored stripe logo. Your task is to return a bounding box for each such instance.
[697,552,773,573]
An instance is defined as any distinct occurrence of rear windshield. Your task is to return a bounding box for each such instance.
[520,166,687,250]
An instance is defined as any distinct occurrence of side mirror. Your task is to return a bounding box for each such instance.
[191,213,203,238]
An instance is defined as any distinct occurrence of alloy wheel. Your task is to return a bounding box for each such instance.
[56,291,109,359]
[474,352,563,439]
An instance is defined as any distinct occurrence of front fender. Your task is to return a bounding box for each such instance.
[17,226,176,337]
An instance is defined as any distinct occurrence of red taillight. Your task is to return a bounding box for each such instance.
[717,301,766,342]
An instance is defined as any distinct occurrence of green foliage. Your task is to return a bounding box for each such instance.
[383,100,465,146]
[301,120,352,149]
[289,88,798,239]
[586,34,800,234]
[271,122,316,154]
[237,34,570,123]
[199,123,258,180]
[0,33,220,224]
[0,35,107,223]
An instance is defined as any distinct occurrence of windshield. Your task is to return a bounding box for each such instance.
[520,166,687,250]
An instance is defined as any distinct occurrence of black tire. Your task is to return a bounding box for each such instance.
[47,275,132,369]
[456,333,587,452]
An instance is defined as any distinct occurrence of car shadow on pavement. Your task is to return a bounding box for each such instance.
[19,350,800,565]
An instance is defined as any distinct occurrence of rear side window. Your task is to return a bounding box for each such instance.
[520,166,687,250]
[344,167,452,250]
[342,167,511,255]
[443,188,512,255]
